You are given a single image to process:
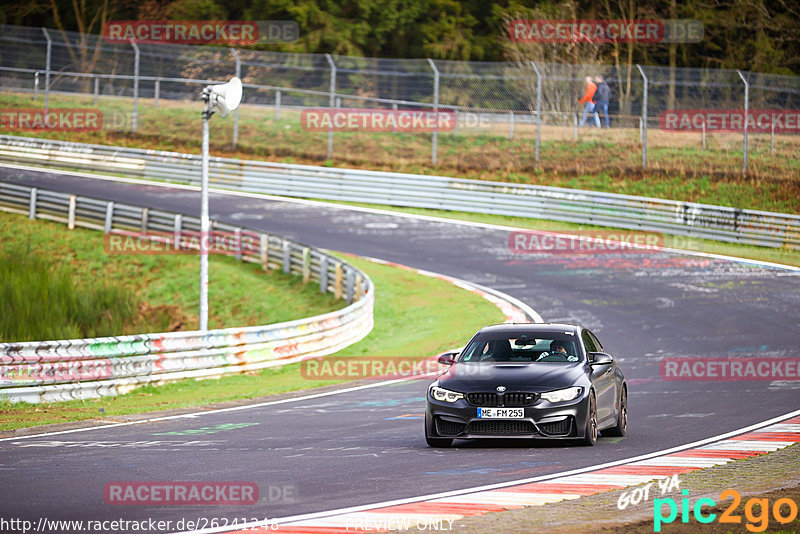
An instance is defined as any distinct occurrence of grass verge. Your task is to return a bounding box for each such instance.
[0,210,343,340]
[1,91,798,213]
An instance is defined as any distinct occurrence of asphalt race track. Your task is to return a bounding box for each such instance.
[1,165,799,530]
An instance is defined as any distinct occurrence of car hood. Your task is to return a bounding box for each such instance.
[436,362,585,392]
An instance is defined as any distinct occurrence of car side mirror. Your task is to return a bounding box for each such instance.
[589,352,613,365]
[437,352,457,365]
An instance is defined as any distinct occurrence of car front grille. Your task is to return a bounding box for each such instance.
[467,392,498,406]
[468,420,537,435]
[538,418,572,436]
[503,392,538,406]
[466,392,537,407]
[435,417,466,436]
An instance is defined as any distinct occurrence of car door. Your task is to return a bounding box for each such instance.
[583,329,616,426]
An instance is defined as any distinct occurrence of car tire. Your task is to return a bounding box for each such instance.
[580,391,598,446]
[425,414,453,448]
[603,386,627,437]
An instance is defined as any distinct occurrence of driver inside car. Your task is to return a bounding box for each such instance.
[536,340,579,362]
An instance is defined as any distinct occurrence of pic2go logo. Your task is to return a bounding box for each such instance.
[654,489,799,532]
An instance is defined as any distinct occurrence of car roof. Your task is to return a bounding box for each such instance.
[476,323,582,336]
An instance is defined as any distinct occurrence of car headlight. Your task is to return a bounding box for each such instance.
[430,386,465,403]
[540,386,582,403]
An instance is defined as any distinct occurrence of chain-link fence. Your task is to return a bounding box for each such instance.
[1,24,798,178]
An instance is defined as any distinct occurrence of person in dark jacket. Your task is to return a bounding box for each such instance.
[594,75,611,128]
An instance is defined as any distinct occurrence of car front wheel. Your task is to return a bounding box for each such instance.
[580,391,598,446]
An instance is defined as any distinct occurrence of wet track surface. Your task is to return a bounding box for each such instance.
[1,166,799,527]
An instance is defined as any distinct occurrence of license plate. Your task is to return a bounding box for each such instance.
[477,407,524,419]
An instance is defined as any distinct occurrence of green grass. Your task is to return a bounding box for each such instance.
[0,209,344,339]
[0,252,505,430]
[0,243,139,341]
[1,91,798,214]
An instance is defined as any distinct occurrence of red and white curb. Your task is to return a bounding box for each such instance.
[179,411,800,534]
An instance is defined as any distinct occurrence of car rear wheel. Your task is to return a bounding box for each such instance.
[425,414,453,448]
[603,386,627,437]
[580,391,598,446]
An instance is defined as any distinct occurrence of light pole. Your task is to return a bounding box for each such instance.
[199,77,242,331]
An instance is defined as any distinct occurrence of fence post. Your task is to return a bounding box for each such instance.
[702,122,706,150]
[325,53,336,160]
[231,49,241,149]
[573,113,578,141]
[334,262,343,299]
[275,90,281,120]
[173,213,182,250]
[154,79,159,108]
[530,61,542,165]
[68,195,76,230]
[260,234,269,270]
[282,240,291,273]
[771,122,775,155]
[508,111,514,140]
[130,39,140,133]
[636,64,648,169]
[94,77,100,106]
[29,188,37,219]
[104,202,115,233]
[319,256,328,293]
[302,247,310,283]
[427,58,440,165]
[34,71,39,101]
[737,70,749,173]
[234,227,242,261]
[41,28,51,115]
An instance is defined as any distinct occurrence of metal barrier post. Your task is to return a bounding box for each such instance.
[94,77,99,106]
[702,122,706,149]
[104,202,115,233]
[130,39,140,133]
[275,90,281,120]
[41,28,51,115]
[637,64,648,169]
[771,122,775,155]
[325,53,336,160]
[34,71,39,100]
[319,256,328,293]
[530,61,542,165]
[231,49,241,149]
[737,70,749,173]
[427,58,440,165]
[154,79,159,108]
[29,188,37,219]
[508,111,514,140]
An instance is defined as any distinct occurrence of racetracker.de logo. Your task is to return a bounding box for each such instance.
[509,19,702,43]
[508,230,665,254]
[660,358,800,381]
[0,109,102,132]
[104,231,259,256]
[660,109,800,133]
[102,20,298,45]
[104,482,258,505]
[300,108,456,132]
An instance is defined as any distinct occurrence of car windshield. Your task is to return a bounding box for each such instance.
[458,333,580,363]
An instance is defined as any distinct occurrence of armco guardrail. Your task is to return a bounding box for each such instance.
[1,135,799,249]
[0,181,374,403]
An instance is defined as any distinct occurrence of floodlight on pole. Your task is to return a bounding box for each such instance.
[199,77,242,331]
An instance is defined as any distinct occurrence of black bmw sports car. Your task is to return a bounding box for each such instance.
[425,323,627,447]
